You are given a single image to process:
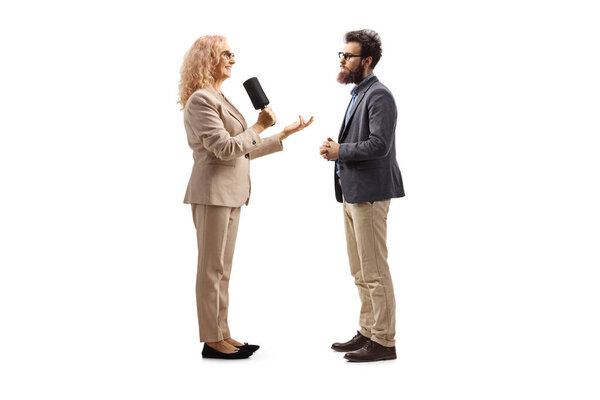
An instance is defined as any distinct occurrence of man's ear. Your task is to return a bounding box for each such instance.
[362,56,373,70]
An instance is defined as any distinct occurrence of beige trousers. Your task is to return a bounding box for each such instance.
[343,199,396,347]
[191,203,241,343]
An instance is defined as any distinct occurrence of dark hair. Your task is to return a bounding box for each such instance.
[344,29,382,69]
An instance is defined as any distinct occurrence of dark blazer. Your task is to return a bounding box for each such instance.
[334,76,405,203]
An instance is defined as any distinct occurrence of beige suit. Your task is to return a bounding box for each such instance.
[183,86,283,207]
[183,86,282,342]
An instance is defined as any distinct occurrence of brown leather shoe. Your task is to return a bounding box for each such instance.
[344,340,396,362]
[331,331,370,352]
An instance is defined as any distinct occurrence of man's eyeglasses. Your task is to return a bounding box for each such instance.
[222,51,235,60]
[339,52,363,61]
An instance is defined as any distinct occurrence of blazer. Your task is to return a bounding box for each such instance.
[183,86,283,207]
[334,76,405,203]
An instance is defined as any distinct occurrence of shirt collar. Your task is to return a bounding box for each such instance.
[350,74,376,97]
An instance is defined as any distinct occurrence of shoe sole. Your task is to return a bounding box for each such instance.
[331,346,363,352]
[344,354,397,362]
[201,354,252,359]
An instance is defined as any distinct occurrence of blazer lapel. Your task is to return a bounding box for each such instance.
[207,86,247,129]
[338,76,378,142]
[221,95,247,129]
[338,99,353,140]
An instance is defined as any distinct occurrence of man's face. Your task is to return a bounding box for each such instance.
[337,41,365,85]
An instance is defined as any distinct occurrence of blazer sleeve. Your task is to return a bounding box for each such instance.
[337,88,397,162]
[185,92,263,161]
[249,134,283,160]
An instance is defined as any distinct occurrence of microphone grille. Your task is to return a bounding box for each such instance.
[243,77,270,110]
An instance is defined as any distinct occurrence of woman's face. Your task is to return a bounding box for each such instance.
[214,42,235,82]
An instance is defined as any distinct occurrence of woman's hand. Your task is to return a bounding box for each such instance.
[252,107,277,133]
[279,115,315,141]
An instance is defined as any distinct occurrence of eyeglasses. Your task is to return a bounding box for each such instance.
[338,52,363,61]
[221,51,235,60]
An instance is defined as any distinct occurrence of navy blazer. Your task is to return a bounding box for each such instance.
[334,76,405,203]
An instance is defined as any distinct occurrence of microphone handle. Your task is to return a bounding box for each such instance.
[260,104,275,126]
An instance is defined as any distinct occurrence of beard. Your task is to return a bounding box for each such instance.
[337,62,365,85]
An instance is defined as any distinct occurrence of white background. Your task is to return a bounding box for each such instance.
[1,0,599,399]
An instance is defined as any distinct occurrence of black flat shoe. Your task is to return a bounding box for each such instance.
[202,343,253,359]
[235,342,260,353]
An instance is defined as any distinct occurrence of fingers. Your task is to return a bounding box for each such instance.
[258,107,277,127]
[319,144,334,161]
[319,135,336,161]
[296,115,315,129]
[268,108,277,124]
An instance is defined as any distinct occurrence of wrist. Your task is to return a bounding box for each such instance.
[251,123,266,134]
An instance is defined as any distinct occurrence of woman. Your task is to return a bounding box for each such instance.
[178,35,313,359]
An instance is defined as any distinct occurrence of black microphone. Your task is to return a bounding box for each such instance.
[243,77,270,110]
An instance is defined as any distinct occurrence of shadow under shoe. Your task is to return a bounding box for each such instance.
[202,343,253,359]
[331,331,371,352]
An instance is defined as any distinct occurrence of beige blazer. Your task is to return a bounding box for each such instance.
[183,86,283,207]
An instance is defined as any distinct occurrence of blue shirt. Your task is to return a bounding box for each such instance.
[337,74,376,177]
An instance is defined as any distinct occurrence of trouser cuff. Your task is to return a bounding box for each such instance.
[370,335,395,347]
[359,327,372,339]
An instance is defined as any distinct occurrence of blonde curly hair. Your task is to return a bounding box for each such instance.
[178,35,226,109]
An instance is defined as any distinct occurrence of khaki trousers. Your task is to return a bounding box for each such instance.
[191,203,241,343]
[343,199,396,347]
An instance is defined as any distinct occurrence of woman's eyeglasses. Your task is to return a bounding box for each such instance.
[222,51,235,60]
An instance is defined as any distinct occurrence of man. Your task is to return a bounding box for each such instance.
[320,29,405,362]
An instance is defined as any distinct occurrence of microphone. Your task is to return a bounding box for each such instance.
[243,77,270,110]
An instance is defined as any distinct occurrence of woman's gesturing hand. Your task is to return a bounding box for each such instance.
[279,115,315,141]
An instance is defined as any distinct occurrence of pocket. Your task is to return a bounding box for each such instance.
[205,160,236,167]
[356,159,384,170]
